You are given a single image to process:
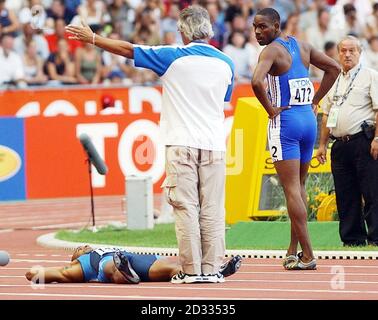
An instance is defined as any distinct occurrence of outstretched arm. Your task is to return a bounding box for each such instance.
[251,47,290,118]
[25,261,84,283]
[308,44,341,105]
[66,20,134,59]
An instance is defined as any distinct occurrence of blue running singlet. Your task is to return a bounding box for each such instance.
[76,248,161,282]
[266,36,317,163]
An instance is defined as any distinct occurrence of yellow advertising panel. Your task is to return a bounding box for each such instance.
[225,98,333,224]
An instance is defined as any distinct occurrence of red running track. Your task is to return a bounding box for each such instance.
[0,197,378,300]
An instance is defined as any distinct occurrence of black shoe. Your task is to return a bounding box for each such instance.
[219,255,242,277]
[113,250,140,284]
[343,241,367,247]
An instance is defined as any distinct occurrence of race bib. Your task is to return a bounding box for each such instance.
[93,248,118,256]
[289,78,315,105]
[326,106,340,128]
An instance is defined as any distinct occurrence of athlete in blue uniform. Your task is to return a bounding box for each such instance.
[252,8,340,270]
[25,245,242,284]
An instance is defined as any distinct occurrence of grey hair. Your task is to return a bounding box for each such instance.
[337,35,362,53]
[177,5,214,41]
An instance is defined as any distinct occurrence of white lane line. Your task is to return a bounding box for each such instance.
[10,259,69,263]
[0,292,286,300]
[229,279,378,284]
[0,284,377,295]
[0,229,14,234]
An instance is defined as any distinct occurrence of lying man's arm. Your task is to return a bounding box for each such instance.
[25,261,84,283]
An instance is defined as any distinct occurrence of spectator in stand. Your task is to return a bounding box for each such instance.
[74,41,102,85]
[45,38,77,84]
[0,0,20,37]
[46,0,76,26]
[342,3,364,39]
[132,8,161,45]
[245,29,262,76]
[305,8,340,52]
[162,31,178,45]
[108,0,135,41]
[14,9,50,60]
[127,34,159,84]
[206,0,227,49]
[299,0,329,33]
[45,18,83,55]
[282,12,305,41]
[160,3,182,45]
[228,14,248,38]
[0,33,26,88]
[102,31,133,83]
[324,40,338,62]
[223,31,253,82]
[272,0,297,25]
[19,0,47,31]
[72,0,111,27]
[135,0,164,26]
[65,0,82,14]
[4,0,23,13]
[365,36,378,71]
[365,2,378,40]
[224,0,254,27]
[22,40,48,86]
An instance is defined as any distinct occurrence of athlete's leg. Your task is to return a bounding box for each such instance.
[148,257,181,281]
[275,160,314,262]
[286,162,311,256]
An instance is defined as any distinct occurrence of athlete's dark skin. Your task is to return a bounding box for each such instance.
[251,14,340,263]
[25,245,179,284]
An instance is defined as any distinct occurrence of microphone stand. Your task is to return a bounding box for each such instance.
[86,159,97,233]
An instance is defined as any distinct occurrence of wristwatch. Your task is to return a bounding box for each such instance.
[374,136,378,141]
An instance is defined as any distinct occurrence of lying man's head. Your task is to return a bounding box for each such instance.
[71,245,93,261]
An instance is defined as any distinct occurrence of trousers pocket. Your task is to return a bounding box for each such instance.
[161,174,178,206]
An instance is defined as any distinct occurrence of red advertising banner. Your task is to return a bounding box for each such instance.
[0,84,253,118]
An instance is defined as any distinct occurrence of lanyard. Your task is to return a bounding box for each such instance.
[332,64,362,106]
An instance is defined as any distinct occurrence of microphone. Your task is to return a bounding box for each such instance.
[0,251,10,266]
[79,133,108,175]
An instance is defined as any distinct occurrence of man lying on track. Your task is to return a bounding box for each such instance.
[25,245,242,284]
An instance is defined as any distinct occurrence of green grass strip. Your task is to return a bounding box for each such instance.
[56,221,378,251]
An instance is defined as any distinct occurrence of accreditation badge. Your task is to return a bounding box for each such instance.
[326,106,340,128]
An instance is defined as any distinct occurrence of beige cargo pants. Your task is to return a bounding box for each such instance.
[162,146,226,275]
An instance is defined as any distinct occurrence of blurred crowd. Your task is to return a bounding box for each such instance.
[1,0,378,89]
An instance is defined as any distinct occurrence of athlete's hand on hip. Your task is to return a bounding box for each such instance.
[66,19,93,43]
[268,106,291,119]
[316,145,327,164]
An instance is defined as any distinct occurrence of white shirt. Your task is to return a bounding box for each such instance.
[322,63,378,137]
[134,42,235,151]
[0,48,25,85]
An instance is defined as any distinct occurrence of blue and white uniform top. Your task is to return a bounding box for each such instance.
[267,36,314,108]
[134,41,235,151]
[266,36,317,163]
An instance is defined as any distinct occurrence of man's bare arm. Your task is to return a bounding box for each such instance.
[252,47,291,118]
[66,21,134,59]
[25,262,84,283]
[308,44,341,105]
